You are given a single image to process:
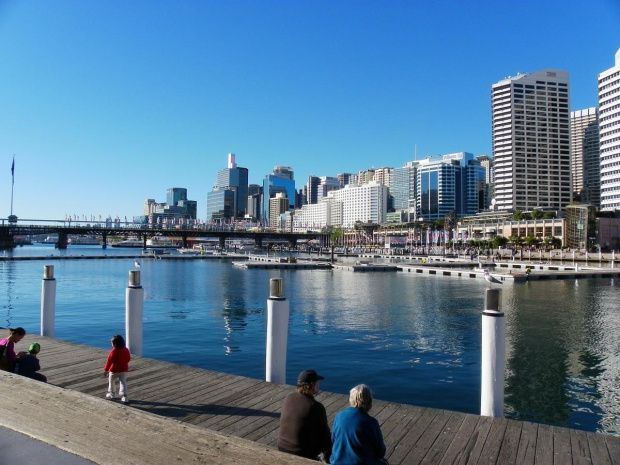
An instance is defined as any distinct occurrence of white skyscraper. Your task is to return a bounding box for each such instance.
[598,49,620,212]
[491,69,571,211]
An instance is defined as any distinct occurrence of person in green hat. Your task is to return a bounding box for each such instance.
[15,342,47,383]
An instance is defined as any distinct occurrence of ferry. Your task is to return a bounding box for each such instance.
[111,238,144,248]
[69,235,101,245]
[146,238,181,249]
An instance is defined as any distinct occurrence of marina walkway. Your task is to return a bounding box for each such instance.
[4,335,620,464]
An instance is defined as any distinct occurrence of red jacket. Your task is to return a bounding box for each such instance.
[104,347,130,373]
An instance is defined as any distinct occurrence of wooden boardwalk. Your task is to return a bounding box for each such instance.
[14,334,620,464]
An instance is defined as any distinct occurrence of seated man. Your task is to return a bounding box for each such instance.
[277,369,332,461]
[15,342,47,383]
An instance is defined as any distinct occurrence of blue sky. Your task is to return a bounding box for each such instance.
[1,0,619,221]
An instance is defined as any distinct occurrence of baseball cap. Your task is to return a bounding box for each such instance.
[29,342,40,354]
[298,369,325,384]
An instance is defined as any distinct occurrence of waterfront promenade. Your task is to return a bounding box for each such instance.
[3,334,620,464]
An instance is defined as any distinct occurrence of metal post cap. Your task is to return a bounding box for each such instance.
[269,278,284,298]
[129,270,141,287]
[43,265,54,279]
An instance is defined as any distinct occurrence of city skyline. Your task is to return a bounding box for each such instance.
[1,1,619,220]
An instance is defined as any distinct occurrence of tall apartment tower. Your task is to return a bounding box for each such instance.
[598,49,620,212]
[491,69,571,211]
[571,108,600,205]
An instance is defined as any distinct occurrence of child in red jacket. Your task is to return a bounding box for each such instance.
[103,334,131,404]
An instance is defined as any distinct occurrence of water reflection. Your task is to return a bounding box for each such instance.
[1,261,16,327]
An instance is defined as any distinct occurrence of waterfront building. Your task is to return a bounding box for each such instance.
[208,153,249,220]
[491,69,571,211]
[374,167,393,187]
[262,166,296,226]
[357,169,376,185]
[337,172,353,187]
[571,108,600,205]
[458,211,565,245]
[565,204,597,250]
[326,181,388,228]
[306,176,340,204]
[390,162,416,221]
[598,49,620,212]
[167,188,187,207]
[476,155,494,211]
[206,189,235,221]
[415,152,485,221]
[269,192,289,228]
[292,202,331,231]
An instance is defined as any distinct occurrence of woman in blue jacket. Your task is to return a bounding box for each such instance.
[331,384,387,465]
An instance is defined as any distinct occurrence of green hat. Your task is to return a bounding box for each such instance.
[28,342,40,354]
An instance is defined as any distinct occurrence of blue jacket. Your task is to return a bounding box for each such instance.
[331,406,386,465]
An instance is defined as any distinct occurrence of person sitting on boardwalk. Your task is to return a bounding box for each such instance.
[0,327,27,372]
[331,384,387,465]
[15,342,47,382]
[277,369,332,462]
[103,334,131,404]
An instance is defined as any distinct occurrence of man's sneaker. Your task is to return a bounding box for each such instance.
[121,396,129,404]
[106,393,116,400]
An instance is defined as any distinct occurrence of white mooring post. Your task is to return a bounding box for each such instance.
[41,265,56,337]
[481,288,505,417]
[266,278,289,384]
[125,270,144,356]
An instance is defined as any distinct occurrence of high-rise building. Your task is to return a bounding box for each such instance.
[599,49,620,212]
[492,69,571,211]
[327,181,388,228]
[337,173,353,187]
[210,153,249,220]
[390,162,416,219]
[262,166,296,225]
[476,155,494,211]
[415,152,485,221]
[571,108,600,205]
[269,192,289,228]
[374,167,393,187]
[167,188,187,206]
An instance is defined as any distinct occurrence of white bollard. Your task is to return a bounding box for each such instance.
[481,288,505,417]
[41,265,56,337]
[125,270,144,356]
[266,278,289,384]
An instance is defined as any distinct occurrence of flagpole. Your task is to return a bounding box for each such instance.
[10,155,15,217]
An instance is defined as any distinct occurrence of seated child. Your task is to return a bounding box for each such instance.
[15,342,47,383]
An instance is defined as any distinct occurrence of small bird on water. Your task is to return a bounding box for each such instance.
[483,270,502,287]
[134,260,141,269]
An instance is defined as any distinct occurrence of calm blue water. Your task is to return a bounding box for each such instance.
[2,244,620,435]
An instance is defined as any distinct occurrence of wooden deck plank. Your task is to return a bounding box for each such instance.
[456,414,494,465]
[553,426,573,465]
[418,411,466,465]
[477,417,508,465]
[515,421,538,465]
[389,408,441,464]
[588,432,612,465]
[437,414,481,465]
[607,435,620,465]
[535,424,554,465]
[570,428,593,465]
[496,419,523,464]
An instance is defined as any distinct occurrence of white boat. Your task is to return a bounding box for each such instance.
[146,238,181,249]
[69,236,101,245]
[111,238,144,248]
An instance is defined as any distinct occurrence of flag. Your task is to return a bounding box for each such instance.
[11,156,15,184]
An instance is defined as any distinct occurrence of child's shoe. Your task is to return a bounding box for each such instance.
[121,396,129,404]
[106,392,116,400]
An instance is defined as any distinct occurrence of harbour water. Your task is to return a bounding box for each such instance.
[2,244,619,435]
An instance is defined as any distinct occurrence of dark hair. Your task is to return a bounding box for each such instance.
[8,327,26,337]
[111,335,125,348]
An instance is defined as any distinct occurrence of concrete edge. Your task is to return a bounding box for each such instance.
[0,371,313,465]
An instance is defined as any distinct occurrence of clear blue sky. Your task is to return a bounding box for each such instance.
[1,0,619,221]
